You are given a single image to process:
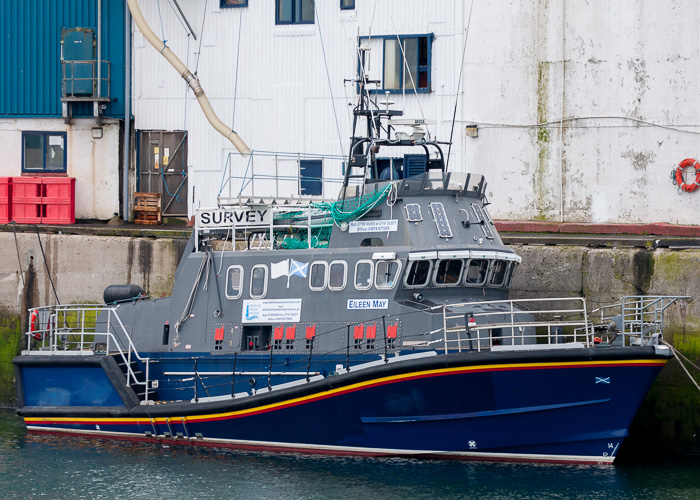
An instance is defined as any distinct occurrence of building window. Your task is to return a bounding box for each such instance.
[22,132,67,173]
[300,159,322,196]
[359,35,432,94]
[340,0,354,9]
[276,0,314,24]
[221,0,248,7]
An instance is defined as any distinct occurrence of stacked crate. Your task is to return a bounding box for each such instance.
[12,177,75,224]
[134,192,161,225]
[12,178,43,223]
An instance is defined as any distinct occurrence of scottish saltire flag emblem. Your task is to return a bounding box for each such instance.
[596,377,611,384]
[290,260,308,278]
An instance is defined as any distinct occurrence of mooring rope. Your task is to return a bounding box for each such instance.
[662,339,700,393]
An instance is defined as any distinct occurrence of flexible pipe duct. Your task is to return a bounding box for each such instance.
[126,0,251,156]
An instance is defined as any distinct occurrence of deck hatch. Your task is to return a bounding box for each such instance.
[429,202,453,239]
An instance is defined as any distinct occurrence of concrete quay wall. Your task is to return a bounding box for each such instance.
[0,231,698,455]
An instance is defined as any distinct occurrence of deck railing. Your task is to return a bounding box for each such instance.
[24,305,151,403]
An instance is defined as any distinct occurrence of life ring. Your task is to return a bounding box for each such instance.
[29,310,41,340]
[673,158,700,193]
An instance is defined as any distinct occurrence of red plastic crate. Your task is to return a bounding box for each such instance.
[42,178,75,224]
[12,203,42,224]
[12,177,42,203]
[43,177,75,203]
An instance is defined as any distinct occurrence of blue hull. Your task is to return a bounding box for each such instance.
[15,347,669,464]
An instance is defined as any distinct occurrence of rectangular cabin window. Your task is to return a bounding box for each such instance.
[340,0,355,9]
[404,260,432,288]
[354,260,373,290]
[490,261,509,287]
[434,259,463,286]
[329,261,347,290]
[505,263,518,288]
[226,266,244,299]
[375,260,402,289]
[464,259,490,286]
[250,265,268,298]
[309,261,327,291]
[221,0,248,6]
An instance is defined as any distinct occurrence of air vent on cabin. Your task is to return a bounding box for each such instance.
[429,202,453,239]
[405,203,423,222]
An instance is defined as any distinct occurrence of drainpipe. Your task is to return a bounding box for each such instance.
[126,0,250,157]
[123,2,131,221]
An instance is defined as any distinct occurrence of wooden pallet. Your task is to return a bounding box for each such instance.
[134,192,161,225]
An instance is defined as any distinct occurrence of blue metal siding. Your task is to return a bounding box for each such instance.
[0,0,125,118]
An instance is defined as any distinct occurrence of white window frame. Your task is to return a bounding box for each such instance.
[354,259,374,290]
[328,260,347,291]
[225,265,244,299]
[403,259,433,289]
[375,259,403,290]
[249,264,268,298]
[432,258,464,287]
[309,261,328,292]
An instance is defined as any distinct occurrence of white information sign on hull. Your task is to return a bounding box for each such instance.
[243,299,302,323]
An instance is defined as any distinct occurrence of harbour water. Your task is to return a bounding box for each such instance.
[2,408,699,500]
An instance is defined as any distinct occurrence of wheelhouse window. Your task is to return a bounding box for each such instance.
[329,261,347,290]
[404,260,432,288]
[22,132,67,173]
[340,0,354,9]
[276,0,314,24]
[225,265,244,299]
[490,260,510,288]
[464,259,490,286]
[221,0,247,6]
[354,260,373,290]
[434,259,463,286]
[375,260,402,290]
[382,35,432,92]
[309,261,328,291]
[250,265,268,298]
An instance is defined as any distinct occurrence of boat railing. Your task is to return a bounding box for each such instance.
[23,304,152,403]
[441,297,592,353]
[585,295,690,346]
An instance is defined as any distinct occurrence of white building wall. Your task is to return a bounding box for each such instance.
[0,118,121,220]
[131,0,700,225]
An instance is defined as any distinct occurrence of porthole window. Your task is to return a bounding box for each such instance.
[464,259,490,286]
[375,260,402,290]
[225,265,244,299]
[250,265,268,298]
[489,260,509,287]
[309,261,328,291]
[329,261,347,291]
[404,260,432,288]
[434,259,463,286]
[354,260,374,290]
